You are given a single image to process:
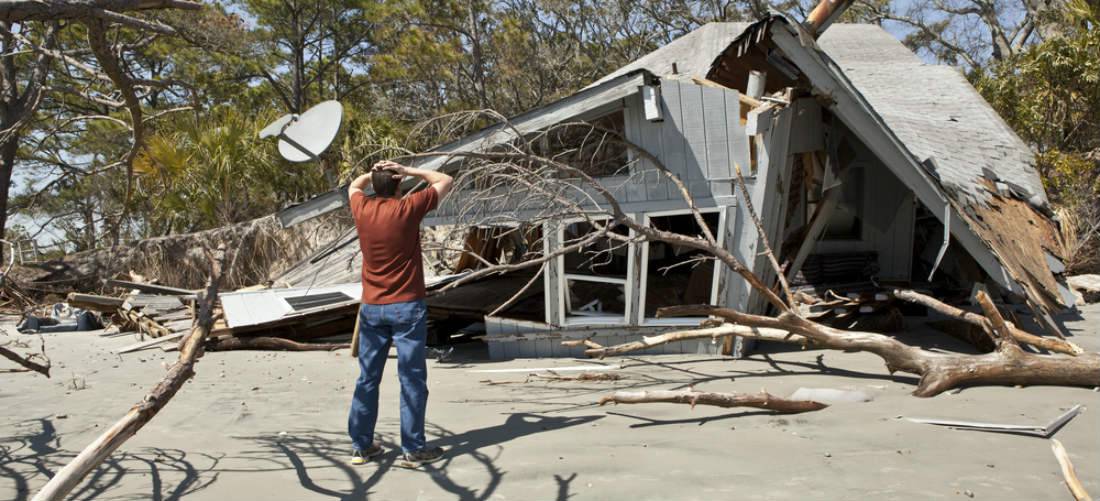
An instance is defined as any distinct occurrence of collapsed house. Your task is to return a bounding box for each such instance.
[219,14,1071,359]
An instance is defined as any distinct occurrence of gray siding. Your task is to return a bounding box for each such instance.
[484,317,722,359]
[432,80,749,224]
[623,80,750,205]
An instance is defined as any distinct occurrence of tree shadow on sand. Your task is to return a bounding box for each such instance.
[241,412,601,501]
[0,417,222,501]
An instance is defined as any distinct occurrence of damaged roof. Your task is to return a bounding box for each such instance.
[700,16,1068,328]
[590,22,752,87]
[599,21,1047,209]
[816,24,1047,208]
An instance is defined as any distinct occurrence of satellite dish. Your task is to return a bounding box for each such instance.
[259,100,343,162]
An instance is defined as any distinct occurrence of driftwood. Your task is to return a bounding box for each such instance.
[893,289,1082,355]
[1051,438,1093,501]
[561,338,605,350]
[206,336,346,351]
[645,301,1100,397]
[535,371,622,382]
[32,246,227,501]
[0,338,50,376]
[599,389,827,414]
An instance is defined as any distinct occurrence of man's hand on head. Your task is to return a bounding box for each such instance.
[372,160,408,180]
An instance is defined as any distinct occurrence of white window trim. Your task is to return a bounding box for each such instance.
[637,208,726,327]
[557,215,635,327]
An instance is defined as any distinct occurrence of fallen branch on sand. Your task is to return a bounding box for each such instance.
[0,332,50,377]
[599,389,827,413]
[1051,438,1092,501]
[205,336,346,351]
[32,245,228,501]
[892,289,1082,355]
[580,294,1100,397]
[479,371,623,385]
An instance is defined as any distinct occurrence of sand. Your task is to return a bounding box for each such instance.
[2,306,1098,500]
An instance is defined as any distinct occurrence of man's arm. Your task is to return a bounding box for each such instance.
[376,160,454,200]
[348,172,371,199]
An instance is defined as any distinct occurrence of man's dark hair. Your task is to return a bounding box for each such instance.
[372,170,399,198]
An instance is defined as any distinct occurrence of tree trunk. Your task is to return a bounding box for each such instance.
[582,303,1100,397]
[0,135,18,263]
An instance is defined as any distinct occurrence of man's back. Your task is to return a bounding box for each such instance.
[346,160,451,466]
[350,188,438,305]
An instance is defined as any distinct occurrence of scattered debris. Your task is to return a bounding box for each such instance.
[17,304,101,333]
[116,333,186,354]
[905,404,1082,438]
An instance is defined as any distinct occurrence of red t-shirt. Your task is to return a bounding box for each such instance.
[350,188,439,304]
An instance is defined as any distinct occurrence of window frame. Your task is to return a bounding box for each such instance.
[555,215,636,327]
[637,208,726,327]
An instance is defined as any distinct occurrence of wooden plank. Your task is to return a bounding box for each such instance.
[66,293,124,312]
[691,76,763,108]
[748,103,795,315]
[726,90,752,177]
[116,333,185,354]
[543,220,563,326]
[105,279,195,296]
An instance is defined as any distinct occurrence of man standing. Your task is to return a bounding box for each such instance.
[346,160,453,465]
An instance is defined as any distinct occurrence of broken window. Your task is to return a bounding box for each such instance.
[560,219,632,324]
[564,279,626,322]
[640,211,722,322]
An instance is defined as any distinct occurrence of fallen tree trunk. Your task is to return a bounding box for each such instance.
[892,289,1082,355]
[206,336,346,351]
[599,389,827,413]
[579,297,1100,397]
[32,246,226,501]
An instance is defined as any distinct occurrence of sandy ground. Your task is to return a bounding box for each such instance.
[2,306,1099,501]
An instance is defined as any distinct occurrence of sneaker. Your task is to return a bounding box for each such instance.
[351,444,384,465]
[402,446,445,465]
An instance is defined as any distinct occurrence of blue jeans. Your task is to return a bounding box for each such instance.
[348,299,429,453]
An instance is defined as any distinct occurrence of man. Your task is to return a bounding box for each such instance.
[346,159,453,465]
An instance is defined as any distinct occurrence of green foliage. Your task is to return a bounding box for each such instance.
[133,107,331,234]
[975,0,1100,270]
[975,1,1100,208]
